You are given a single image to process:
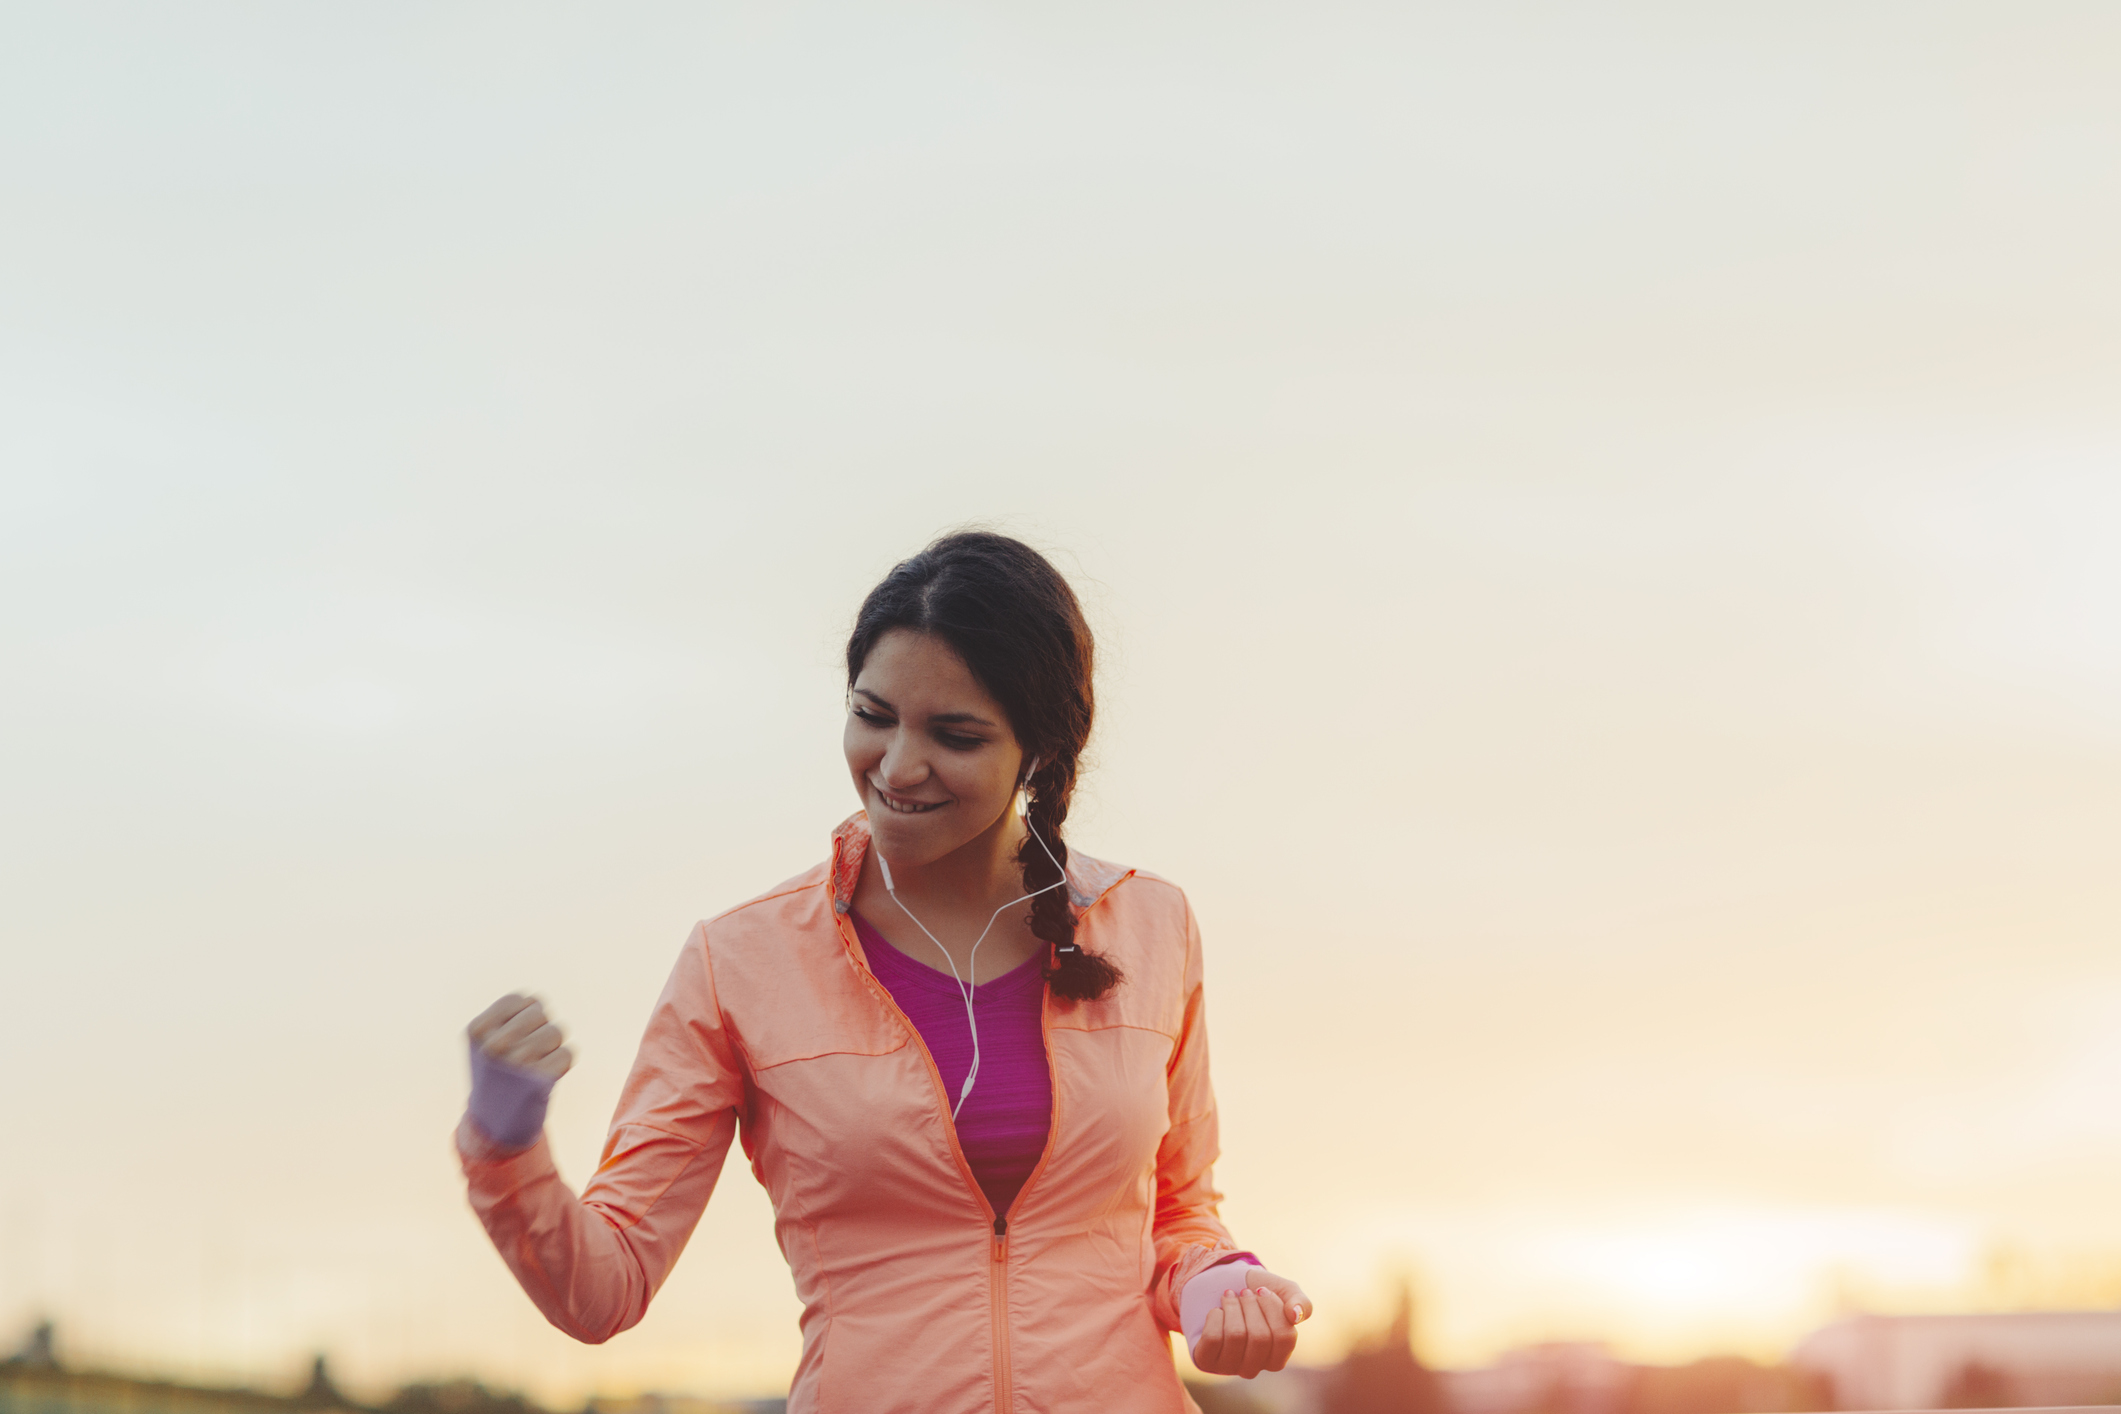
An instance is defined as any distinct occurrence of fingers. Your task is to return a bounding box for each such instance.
[511,1021,568,1065]
[1194,1296,1245,1376]
[1236,1288,1274,1377]
[1193,1289,1276,1377]
[1248,1268,1315,1325]
[470,995,570,1071]
[1192,1303,1228,1372]
[1193,1272,1318,1378]
[486,1000,549,1056]
[1256,1286,1298,1373]
[527,1042,574,1081]
[1194,1270,1306,1376]
[468,993,533,1045]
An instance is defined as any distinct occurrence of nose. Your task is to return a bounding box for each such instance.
[875,729,929,790]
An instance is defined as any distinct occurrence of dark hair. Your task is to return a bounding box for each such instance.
[846,531,1122,1002]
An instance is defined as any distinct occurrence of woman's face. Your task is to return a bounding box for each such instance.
[845,628,1026,869]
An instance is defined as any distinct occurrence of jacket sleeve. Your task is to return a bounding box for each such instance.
[1147,894,1247,1333]
[457,923,747,1343]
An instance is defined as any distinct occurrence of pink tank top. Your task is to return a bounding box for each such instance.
[853,912,1052,1219]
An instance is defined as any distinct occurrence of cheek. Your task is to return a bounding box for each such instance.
[842,722,878,775]
[940,756,1017,814]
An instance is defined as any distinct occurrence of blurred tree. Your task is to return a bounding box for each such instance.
[1325,1280,1447,1414]
[299,1356,349,1409]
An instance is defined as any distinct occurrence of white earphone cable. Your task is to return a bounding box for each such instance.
[874,791,1072,1121]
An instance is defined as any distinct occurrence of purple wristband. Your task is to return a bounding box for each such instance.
[467,1040,556,1150]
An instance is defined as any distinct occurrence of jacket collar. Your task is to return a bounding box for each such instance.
[829,811,1130,916]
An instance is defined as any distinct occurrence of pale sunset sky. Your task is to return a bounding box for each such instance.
[4,3,2121,1403]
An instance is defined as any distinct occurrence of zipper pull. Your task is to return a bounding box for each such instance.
[993,1214,1007,1260]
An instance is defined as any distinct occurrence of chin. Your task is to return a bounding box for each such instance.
[864,800,950,858]
[868,824,960,870]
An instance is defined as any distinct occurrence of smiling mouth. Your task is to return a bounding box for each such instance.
[871,783,949,815]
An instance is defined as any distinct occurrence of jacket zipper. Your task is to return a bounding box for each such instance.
[828,832,1134,1414]
[992,1215,1011,1414]
[835,907,1013,1410]
[983,986,1066,1414]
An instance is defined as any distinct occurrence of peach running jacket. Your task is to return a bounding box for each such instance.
[457,814,1248,1413]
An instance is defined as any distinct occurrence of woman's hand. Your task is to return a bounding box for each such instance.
[469,993,574,1080]
[1190,1268,1312,1379]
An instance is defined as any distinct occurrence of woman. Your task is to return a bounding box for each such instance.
[459,532,1310,1412]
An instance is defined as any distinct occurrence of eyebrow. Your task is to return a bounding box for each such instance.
[853,687,999,729]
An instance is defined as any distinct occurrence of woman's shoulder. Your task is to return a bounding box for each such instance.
[676,856,905,1065]
[1069,847,1191,925]
[1066,851,1205,1025]
[673,860,840,985]
[702,858,835,930]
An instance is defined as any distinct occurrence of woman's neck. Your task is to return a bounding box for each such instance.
[877,807,1029,912]
[855,808,1046,982]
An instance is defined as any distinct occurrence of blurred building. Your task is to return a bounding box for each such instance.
[1229,1340,1819,1414]
[1792,1311,2121,1410]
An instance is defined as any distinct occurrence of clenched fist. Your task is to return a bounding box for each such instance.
[468,993,574,1081]
[1189,1268,1312,1379]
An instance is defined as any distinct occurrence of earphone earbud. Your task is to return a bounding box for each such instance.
[1015,757,1041,824]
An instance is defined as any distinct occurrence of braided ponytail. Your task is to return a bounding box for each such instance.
[848,530,1124,1003]
[1021,757,1124,1002]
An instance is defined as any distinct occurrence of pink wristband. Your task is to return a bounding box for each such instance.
[1181,1255,1263,1352]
